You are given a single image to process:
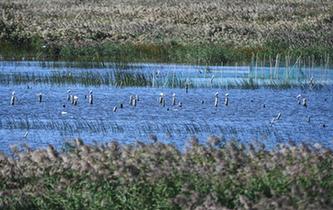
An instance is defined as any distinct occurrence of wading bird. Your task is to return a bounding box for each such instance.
[224,93,229,106]
[130,95,137,107]
[36,92,43,103]
[214,92,219,107]
[132,96,137,107]
[302,98,307,107]
[67,89,71,101]
[172,93,176,106]
[10,91,16,105]
[159,93,165,107]
[88,90,93,104]
[73,96,78,106]
[296,94,302,104]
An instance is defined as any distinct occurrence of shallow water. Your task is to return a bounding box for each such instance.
[0,61,332,152]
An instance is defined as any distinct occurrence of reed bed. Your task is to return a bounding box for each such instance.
[0,66,328,89]
[0,139,332,209]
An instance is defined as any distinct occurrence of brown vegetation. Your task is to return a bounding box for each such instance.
[1,138,333,209]
[1,0,332,50]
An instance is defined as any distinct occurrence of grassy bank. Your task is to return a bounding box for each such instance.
[1,39,332,66]
[1,139,333,209]
[1,0,332,64]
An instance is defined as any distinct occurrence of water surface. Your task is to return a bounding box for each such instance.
[0,61,332,152]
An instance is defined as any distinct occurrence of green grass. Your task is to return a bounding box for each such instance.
[1,140,333,209]
[1,39,332,66]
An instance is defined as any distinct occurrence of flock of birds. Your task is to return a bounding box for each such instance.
[7,83,329,141]
[9,87,313,124]
[9,88,231,111]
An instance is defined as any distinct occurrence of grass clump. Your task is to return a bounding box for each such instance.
[1,139,333,209]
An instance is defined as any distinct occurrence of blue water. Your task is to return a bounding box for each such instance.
[0,61,332,152]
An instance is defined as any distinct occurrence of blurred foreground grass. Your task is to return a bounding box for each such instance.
[1,137,332,209]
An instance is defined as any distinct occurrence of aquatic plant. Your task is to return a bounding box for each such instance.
[0,62,329,89]
[0,139,332,209]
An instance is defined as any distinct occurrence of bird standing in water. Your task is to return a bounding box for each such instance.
[67,89,71,101]
[72,96,78,106]
[296,94,302,104]
[10,91,17,105]
[88,90,93,104]
[37,92,43,103]
[302,98,307,108]
[172,93,176,106]
[224,93,229,106]
[159,93,165,107]
[214,92,219,107]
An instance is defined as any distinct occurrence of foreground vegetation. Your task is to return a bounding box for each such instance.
[1,138,332,209]
[0,0,332,64]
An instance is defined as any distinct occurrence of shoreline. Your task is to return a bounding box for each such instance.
[1,40,332,66]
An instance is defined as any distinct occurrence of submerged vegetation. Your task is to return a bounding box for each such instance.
[0,67,328,89]
[0,139,333,209]
[0,54,331,89]
[0,0,332,64]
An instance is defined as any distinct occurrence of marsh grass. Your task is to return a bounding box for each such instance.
[0,118,240,136]
[0,61,330,89]
[0,139,333,209]
[1,0,332,64]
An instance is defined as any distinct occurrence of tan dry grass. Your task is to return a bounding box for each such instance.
[1,0,332,48]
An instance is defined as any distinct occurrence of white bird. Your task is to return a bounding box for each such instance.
[132,97,137,107]
[129,95,134,105]
[224,93,229,106]
[172,93,176,106]
[10,91,17,105]
[113,106,117,112]
[129,95,137,106]
[88,90,93,104]
[73,96,78,106]
[67,89,71,101]
[214,92,219,107]
[159,93,165,106]
[61,111,68,115]
[302,98,307,107]
[296,94,302,104]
